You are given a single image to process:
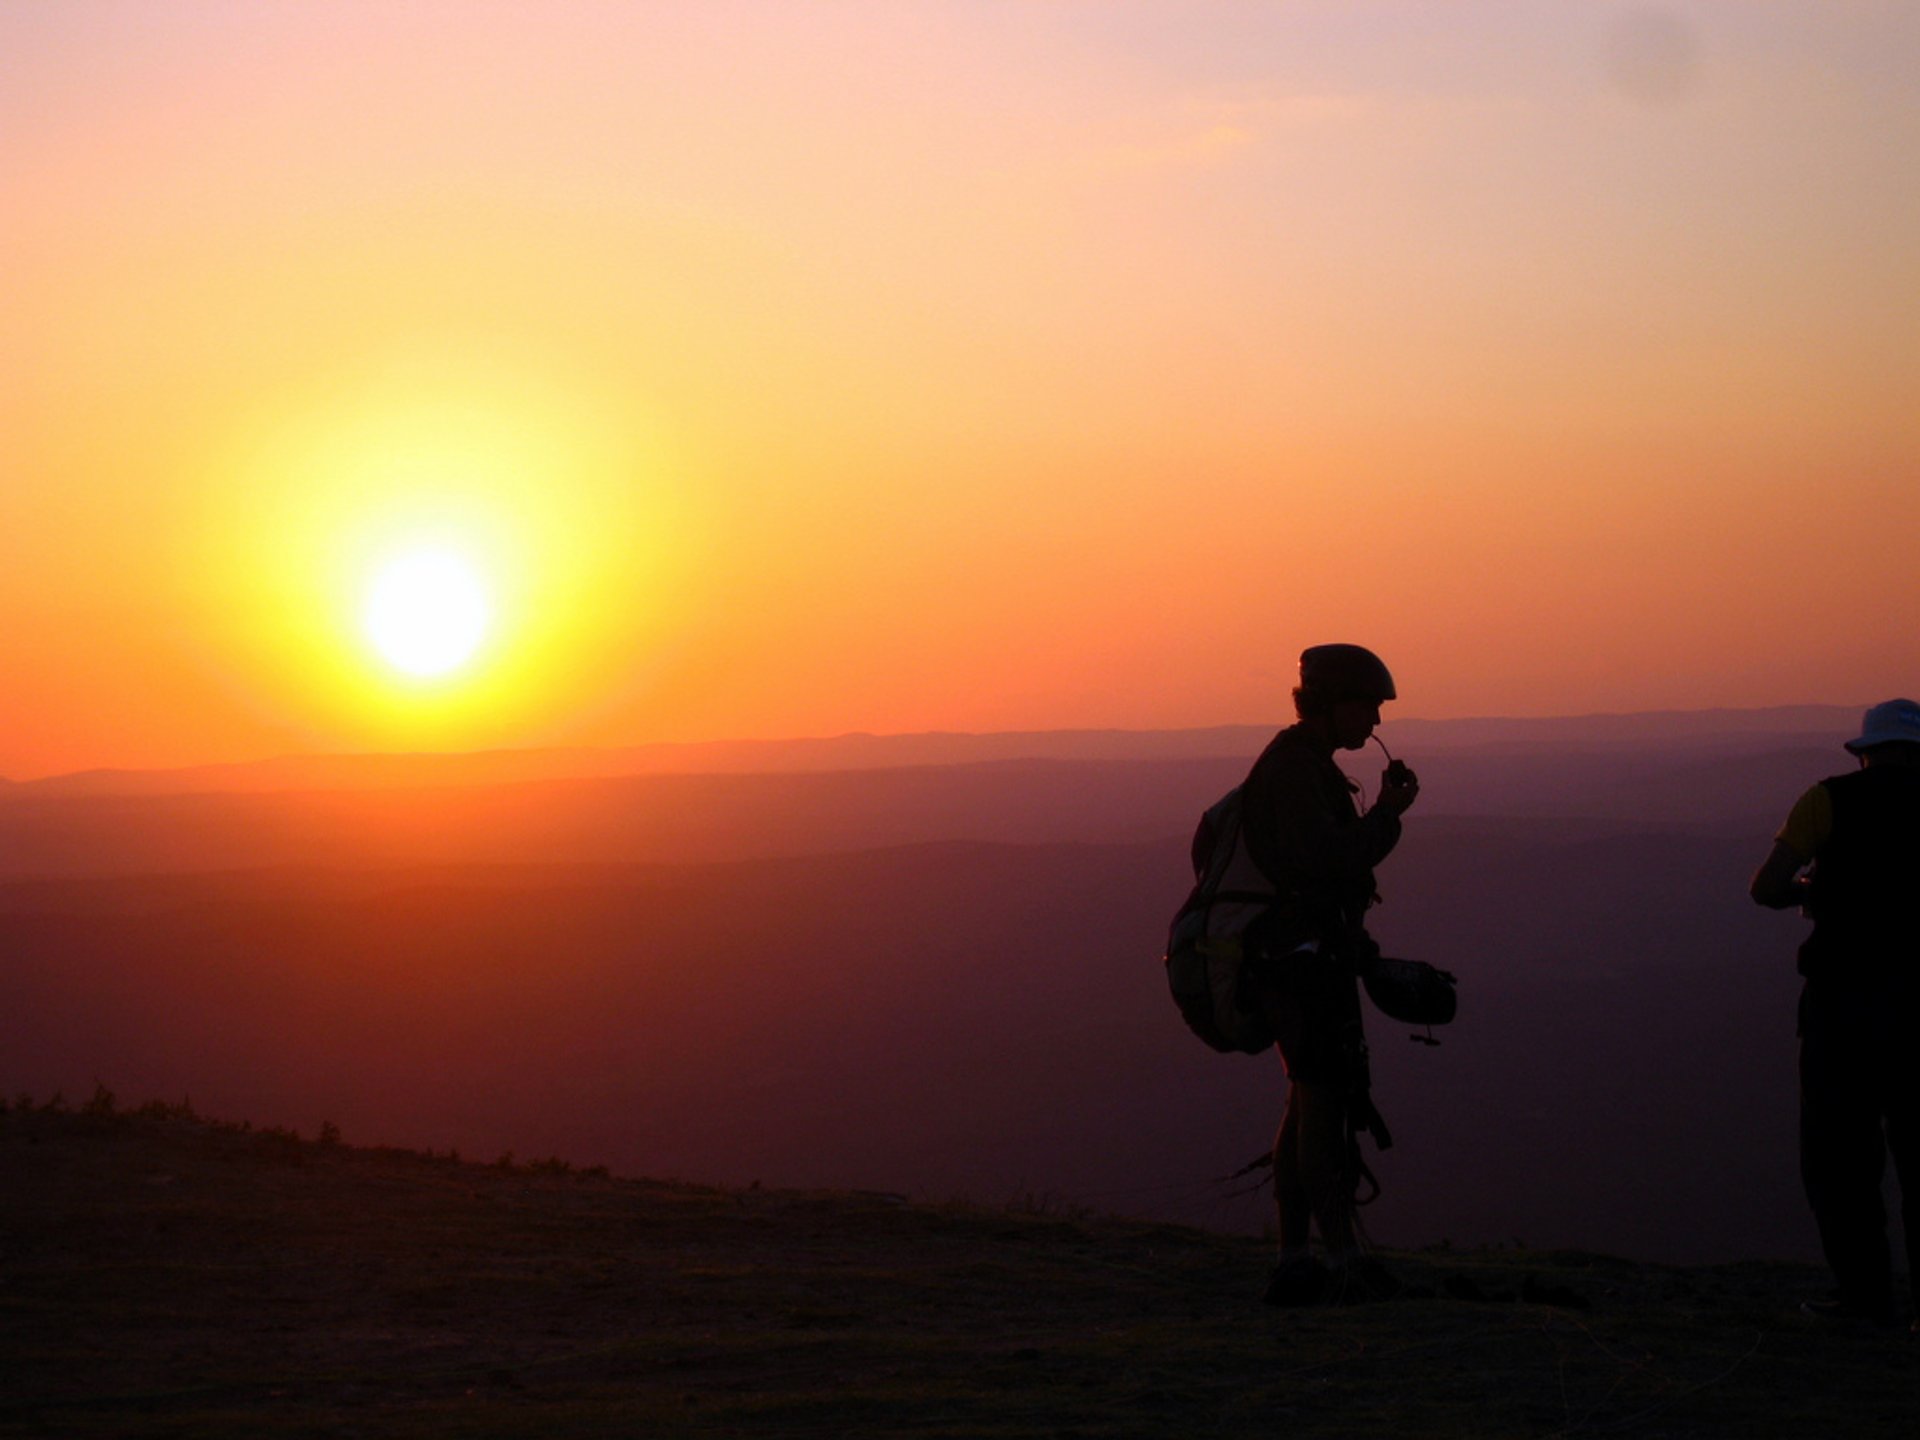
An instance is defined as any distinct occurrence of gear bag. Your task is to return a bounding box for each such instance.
[1163,785,1285,1054]
[1164,787,1459,1056]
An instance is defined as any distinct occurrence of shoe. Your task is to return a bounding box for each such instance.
[1262,1257,1328,1307]
[1799,1296,1895,1328]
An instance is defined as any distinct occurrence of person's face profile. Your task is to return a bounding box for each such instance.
[1329,698,1383,750]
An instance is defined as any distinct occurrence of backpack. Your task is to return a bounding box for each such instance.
[1163,785,1285,1054]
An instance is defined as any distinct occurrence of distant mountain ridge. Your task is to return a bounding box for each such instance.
[3,704,1863,797]
[5,727,1270,796]
[0,713,1855,881]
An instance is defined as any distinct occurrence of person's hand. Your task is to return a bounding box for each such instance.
[1375,766,1419,816]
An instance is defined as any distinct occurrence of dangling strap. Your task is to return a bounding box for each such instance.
[1350,1148,1381,1208]
[1346,1090,1393,1207]
[1351,1091,1393,1152]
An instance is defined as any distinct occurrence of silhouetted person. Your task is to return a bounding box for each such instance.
[1750,698,1920,1328]
[1245,644,1418,1304]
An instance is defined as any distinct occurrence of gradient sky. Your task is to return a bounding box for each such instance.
[4,2,1915,778]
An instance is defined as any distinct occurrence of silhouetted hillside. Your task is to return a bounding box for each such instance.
[0,821,1825,1265]
[4,1104,1913,1440]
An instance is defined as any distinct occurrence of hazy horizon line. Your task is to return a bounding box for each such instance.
[2,699,1868,790]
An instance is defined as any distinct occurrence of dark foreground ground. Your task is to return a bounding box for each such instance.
[1,1102,1912,1439]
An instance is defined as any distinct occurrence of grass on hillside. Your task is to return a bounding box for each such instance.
[1,1093,1913,1439]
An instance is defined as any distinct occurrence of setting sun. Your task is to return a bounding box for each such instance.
[362,548,492,679]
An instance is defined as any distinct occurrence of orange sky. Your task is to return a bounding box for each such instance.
[3,2,1916,778]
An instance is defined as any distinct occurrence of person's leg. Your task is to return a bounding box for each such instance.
[1800,1012,1893,1319]
[1290,1080,1356,1255]
[1262,1079,1332,1305]
[1884,1098,1920,1323]
[1873,1006,1920,1321]
[1261,965,1374,1301]
[1273,1085,1311,1256]
[1293,1075,1404,1301]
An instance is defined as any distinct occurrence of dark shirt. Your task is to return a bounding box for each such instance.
[1802,766,1920,986]
[1239,724,1402,933]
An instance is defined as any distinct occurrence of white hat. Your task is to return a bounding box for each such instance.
[1843,698,1920,753]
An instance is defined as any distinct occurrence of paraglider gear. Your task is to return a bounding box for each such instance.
[1360,957,1458,1030]
[1164,784,1289,1055]
[1298,643,1397,705]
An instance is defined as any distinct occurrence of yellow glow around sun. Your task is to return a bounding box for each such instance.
[195,339,700,752]
[363,548,491,678]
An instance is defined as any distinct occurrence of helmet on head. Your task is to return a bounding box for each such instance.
[1298,644,1397,705]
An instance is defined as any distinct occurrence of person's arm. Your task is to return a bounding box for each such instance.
[1248,755,1402,883]
[1749,840,1810,910]
[1751,783,1830,909]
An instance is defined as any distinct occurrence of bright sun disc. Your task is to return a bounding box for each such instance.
[363,549,491,678]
